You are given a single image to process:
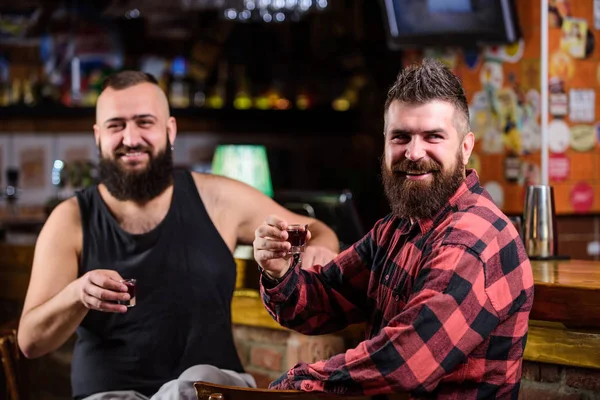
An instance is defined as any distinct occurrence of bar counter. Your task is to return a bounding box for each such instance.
[2,244,600,370]
[232,259,600,370]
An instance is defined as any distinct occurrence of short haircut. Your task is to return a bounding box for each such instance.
[101,70,159,91]
[384,58,470,136]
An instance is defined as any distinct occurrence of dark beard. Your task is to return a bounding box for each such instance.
[381,151,465,220]
[98,142,173,203]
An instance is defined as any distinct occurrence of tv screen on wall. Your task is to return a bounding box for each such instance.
[380,0,521,50]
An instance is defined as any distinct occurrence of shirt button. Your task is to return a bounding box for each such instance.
[385,274,390,281]
[395,295,400,301]
[303,382,312,390]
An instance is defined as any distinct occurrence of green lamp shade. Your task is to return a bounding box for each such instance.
[211,145,274,197]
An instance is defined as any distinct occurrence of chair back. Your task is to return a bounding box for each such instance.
[0,321,21,400]
[194,381,371,400]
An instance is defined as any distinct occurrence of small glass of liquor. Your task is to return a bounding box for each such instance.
[117,278,136,308]
[286,224,308,255]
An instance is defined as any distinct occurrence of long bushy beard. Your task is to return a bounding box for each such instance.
[381,151,465,220]
[99,141,173,203]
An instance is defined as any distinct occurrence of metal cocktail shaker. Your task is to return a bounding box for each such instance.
[522,185,558,258]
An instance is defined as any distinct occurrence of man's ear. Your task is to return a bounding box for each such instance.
[462,132,475,166]
[93,124,100,147]
[167,117,177,146]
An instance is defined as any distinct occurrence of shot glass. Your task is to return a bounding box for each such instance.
[117,278,136,308]
[286,224,308,255]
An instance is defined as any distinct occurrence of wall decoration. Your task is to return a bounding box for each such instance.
[504,155,521,183]
[549,76,568,117]
[521,121,542,154]
[570,182,594,213]
[56,134,98,164]
[569,89,595,123]
[483,181,504,209]
[560,17,588,59]
[431,0,600,214]
[549,0,572,28]
[570,125,596,152]
[519,162,541,187]
[520,59,541,91]
[484,39,525,63]
[479,61,503,90]
[12,135,56,206]
[549,153,570,182]
[462,48,481,70]
[550,51,575,81]
[548,119,571,154]
[481,127,504,154]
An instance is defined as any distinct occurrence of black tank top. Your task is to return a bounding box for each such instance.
[71,169,243,399]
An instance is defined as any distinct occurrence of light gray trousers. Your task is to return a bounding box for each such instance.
[81,364,257,400]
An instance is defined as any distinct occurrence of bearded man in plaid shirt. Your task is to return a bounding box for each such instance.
[253,58,533,399]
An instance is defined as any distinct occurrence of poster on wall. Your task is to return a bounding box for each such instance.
[560,17,588,59]
[12,135,56,206]
[569,89,595,123]
[453,0,600,214]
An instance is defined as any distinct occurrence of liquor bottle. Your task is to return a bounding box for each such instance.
[168,57,191,109]
[206,61,228,109]
[233,65,252,110]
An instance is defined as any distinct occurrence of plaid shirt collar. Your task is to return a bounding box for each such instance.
[405,168,480,235]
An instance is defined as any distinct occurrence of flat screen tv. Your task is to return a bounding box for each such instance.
[380,0,521,50]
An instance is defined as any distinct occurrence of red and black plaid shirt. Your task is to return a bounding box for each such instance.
[261,169,533,399]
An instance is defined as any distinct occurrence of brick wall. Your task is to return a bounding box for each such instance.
[520,361,600,399]
[232,324,349,389]
[234,325,600,399]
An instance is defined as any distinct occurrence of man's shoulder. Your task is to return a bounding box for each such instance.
[189,170,235,189]
[42,196,82,240]
[55,195,82,218]
[440,202,519,259]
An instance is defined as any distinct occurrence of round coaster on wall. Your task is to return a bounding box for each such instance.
[550,51,575,81]
[570,182,594,213]
[484,181,504,209]
[548,119,571,154]
[570,125,596,152]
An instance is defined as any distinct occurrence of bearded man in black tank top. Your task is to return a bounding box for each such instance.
[17,71,340,400]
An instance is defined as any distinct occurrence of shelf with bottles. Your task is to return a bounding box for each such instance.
[1,54,366,134]
[0,104,360,135]
[161,56,368,113]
